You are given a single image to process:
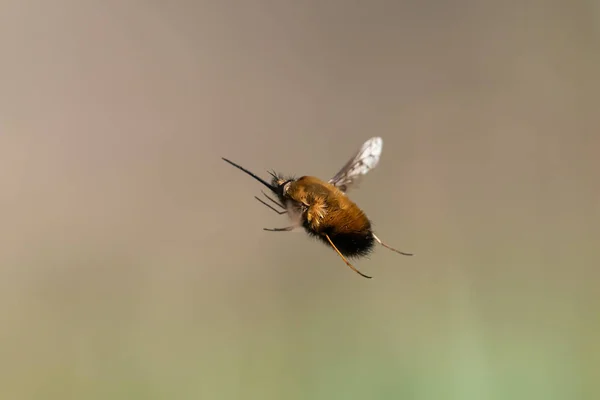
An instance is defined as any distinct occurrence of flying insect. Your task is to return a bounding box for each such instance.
[222,137,413,279]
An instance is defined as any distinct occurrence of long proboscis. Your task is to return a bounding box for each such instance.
[222,157,277,192]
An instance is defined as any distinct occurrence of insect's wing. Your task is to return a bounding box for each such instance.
[328,137,383,192]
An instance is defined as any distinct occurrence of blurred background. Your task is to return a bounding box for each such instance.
[0,1,598,399]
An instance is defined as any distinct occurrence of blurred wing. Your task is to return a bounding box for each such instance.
[328,137,383,193]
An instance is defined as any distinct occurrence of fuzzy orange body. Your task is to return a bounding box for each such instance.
[221,136,413,279]
[284,176,375,257]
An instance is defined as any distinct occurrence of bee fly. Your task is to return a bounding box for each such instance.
[222,137,413,279]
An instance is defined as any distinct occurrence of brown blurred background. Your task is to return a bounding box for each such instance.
[0,1,598,399]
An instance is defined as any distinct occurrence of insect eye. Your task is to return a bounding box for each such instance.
[282,181,291,194]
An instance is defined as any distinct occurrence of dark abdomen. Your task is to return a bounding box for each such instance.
[325,229,375,258]
[304,209,375,258]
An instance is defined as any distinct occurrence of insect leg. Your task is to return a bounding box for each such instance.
[255,196,287,214]
[324,234,372,279]
[263,226,295,232]
[372,233,413,256]
[260,190,285,209]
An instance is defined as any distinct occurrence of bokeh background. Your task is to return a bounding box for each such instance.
[1,1,598,399]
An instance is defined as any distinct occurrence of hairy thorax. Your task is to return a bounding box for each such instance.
[286,176,371,234]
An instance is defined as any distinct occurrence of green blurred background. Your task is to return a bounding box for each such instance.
[1,1,598,399]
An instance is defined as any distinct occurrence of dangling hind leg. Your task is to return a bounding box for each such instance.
[372,233,413,256]
[324,234,372,279]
